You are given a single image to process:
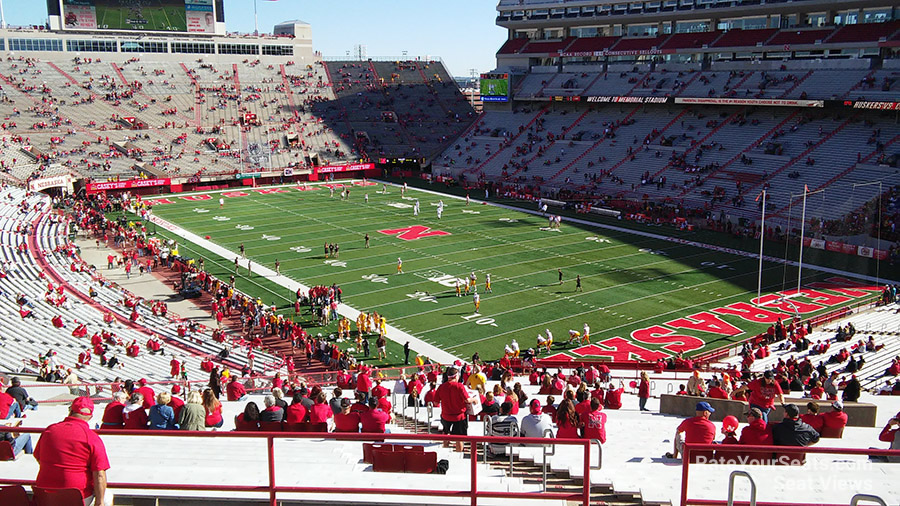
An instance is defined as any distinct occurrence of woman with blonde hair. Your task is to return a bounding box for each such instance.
[149,392,177,429]
[179,391,206,431]
[638,371,651,412]
[538,374,553,395]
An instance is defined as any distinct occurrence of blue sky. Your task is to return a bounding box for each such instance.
[5,0,507,77]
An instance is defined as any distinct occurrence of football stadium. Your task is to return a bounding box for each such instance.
[0,0,899,504]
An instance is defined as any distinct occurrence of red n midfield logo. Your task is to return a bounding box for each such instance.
[378,225,451,241]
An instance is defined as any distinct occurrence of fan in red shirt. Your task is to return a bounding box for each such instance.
[580,398,607,443]
[101,391,128,428]
[285,391,308,423]
[667,402,716,459]
[733,371,785,422]
[309,392,333,425]
[226,376,248,401]
[821,400,848,434]
[604,382,624,410]
[333,398,361,432]
[356,369,373,401]
[435,367,477,451]
[423,382,440,407]
[35,397,111,504]
[123,393,149,429]
[638,372,651,411]
[800,402,825,433]
[168,385,185,420]
[739,407,774,447]
[135,379,156,410]
[359,398,391,433]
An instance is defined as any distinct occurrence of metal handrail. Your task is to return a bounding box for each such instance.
[727,470,757,506]
[591,439,602,469]
[541,428,555,493]
[850,494,887,506]
[0,427,594,506]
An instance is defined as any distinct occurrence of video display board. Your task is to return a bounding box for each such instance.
[480,73,509,103]
[61,0,215,33]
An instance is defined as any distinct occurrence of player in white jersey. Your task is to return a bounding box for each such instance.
[473,291,480,311]
[510,339,520,358]
[365,193,369,203]
[545,329,553,349]
[436,202,442,219]
[536,333,548,353]
[413,199,419,216]
[582,323,591,344]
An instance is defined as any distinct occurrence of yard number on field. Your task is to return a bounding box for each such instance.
[362,273,389,284]
[461,313,497,327]
[406,291,437,303]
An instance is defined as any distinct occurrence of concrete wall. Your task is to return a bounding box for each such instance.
[659,394,877,427]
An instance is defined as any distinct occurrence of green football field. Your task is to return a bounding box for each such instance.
[97,2,187,31]
[139,181,883,366]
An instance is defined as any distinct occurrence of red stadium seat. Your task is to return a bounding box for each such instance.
[372,449,405,472]
[404,451,437,473]
[305,422,328,432]
[0,441,16,461]
[363,443,392,463]
[33,487,84,506]
[258,421,283,432]
[0,485,30,506]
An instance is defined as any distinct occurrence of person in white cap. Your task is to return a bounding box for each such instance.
[820,400,848,435]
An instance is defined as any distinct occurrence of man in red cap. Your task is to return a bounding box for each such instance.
[34,397,111,505]
[135,379,155,410]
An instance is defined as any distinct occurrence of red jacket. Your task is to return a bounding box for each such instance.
[226,380,247,401]
[739,419,773,445]
[638,380,650,398]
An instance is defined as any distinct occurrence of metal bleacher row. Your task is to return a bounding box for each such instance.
[439,95,900,227]
[0,186,280,384]
[0,56,477,186]
[718,303,900,392]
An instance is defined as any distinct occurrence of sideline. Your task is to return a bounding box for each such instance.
[390,180,897,285]
[146,213,462,365]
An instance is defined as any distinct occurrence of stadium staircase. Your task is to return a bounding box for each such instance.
[648,107,747,182]
[840,69,879,100]
[718,113,859,212]
[675,109,803,198]
[110,62,129,86]
[606,108,692,175]
[770,133,900,219]
[505,108,593,180]
[389,403,646,506]
[463,107,548,176]
[777,70,814,99]
[30,215,280,381]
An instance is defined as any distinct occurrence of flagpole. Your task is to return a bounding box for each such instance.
[254,0,259,36]
[757,190,766,301]
[797,185,808,294]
